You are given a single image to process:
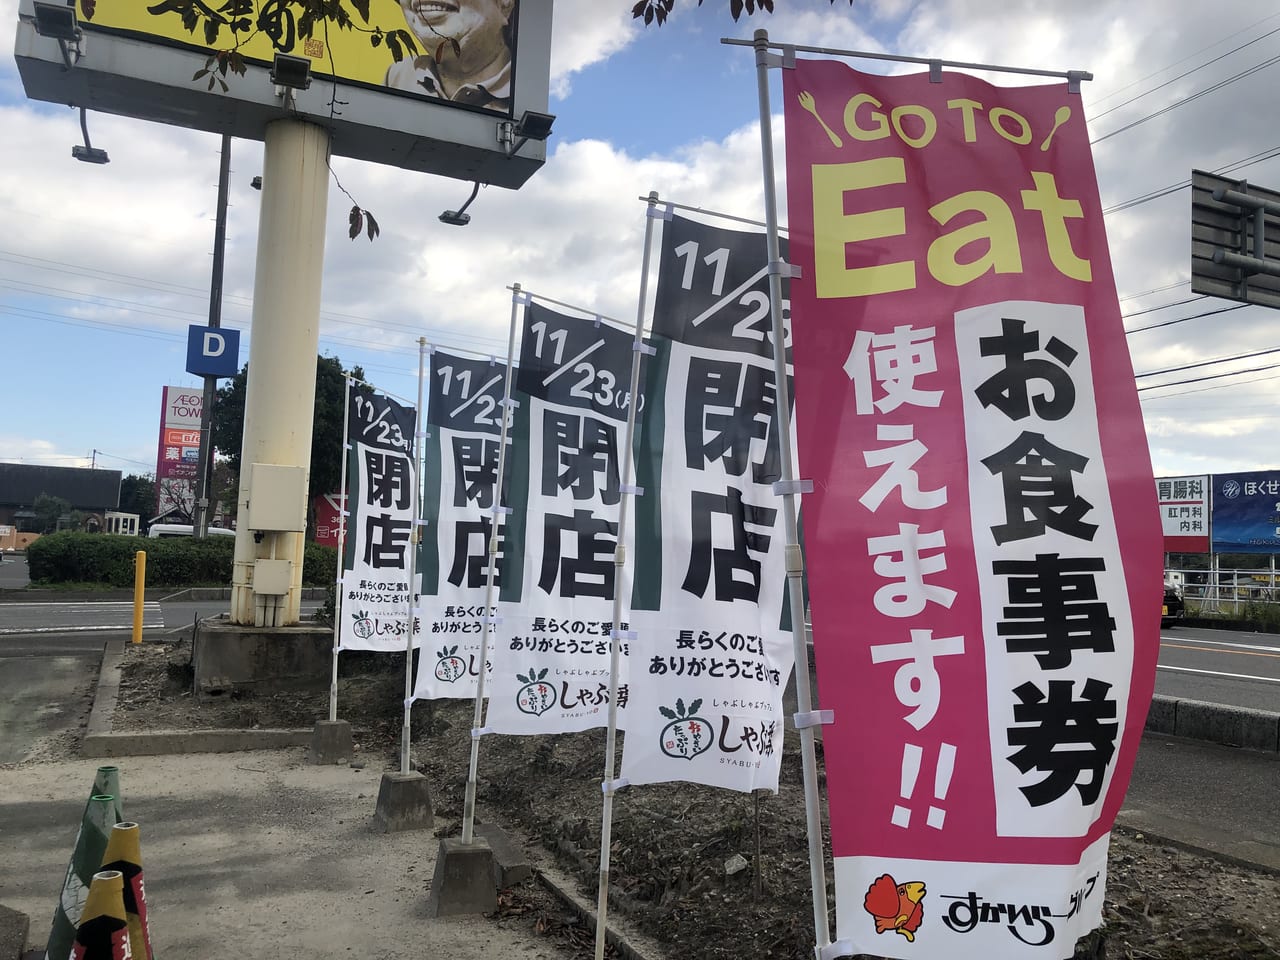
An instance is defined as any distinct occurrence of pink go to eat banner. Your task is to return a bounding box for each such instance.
[782,58,1162,959]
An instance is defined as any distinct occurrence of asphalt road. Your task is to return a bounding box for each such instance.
[1155,623,1280,712]
[0,655,96,764]
[0,553,30,590]
[0,600,164,637]
[0,560,322,764]
[1123,731,1280,871]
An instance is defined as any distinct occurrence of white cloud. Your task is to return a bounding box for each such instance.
[548,0,640,97]
[4,0,1280,481]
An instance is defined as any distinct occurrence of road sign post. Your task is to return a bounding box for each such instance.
[1191,169,1280,309]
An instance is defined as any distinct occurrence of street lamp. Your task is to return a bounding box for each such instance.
[499,110,556,157]
[439,181,481,226]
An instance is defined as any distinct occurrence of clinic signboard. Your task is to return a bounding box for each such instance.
[1155,475,1209,553]
[1211,471,1280,554]
[15,0,553,188]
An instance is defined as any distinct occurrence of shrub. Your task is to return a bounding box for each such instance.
[28,531,234,587]
[302,541,338,586]
[27,532,337,588]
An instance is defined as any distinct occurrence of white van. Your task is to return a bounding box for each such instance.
[147,524,236,539]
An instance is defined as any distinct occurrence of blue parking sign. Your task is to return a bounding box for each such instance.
[186,324,240,377]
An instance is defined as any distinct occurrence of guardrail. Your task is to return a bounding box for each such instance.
[1168,566,1280,617]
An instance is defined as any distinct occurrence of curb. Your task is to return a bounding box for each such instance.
[84,638,312,758]
[86,656,1279,759]
[1145,694,1280,753]
[533,865,658,960]
[82,728,313,758]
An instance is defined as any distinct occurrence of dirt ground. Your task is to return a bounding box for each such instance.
[112,640,1280,960]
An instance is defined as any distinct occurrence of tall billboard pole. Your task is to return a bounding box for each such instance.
[230,118,331,627]
[15,0,555,629]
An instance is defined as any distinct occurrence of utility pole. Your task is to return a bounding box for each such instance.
[193,133,232,538]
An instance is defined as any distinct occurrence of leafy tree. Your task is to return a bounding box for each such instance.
[119,473,157,529]
[32,494,72,534]
[212,458,238,527]
[211,355,368,512]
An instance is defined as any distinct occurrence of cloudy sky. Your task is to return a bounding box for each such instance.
[2,0,1278,482]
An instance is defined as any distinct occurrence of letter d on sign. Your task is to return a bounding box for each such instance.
[186,323,241,378]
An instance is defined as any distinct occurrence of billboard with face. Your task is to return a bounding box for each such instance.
[14,0,552,188]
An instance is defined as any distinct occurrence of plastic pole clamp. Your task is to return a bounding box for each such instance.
[772,478,814,496]
[793,709,834,730]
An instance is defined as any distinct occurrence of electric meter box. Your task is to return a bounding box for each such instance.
[247,463,307,532]
[253,558,293,595]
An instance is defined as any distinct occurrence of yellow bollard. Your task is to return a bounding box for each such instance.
[132,550,146,645]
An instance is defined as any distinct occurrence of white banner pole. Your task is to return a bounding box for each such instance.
[328,377,353,723]
[592,190,660,960]
[750,29,832,952]
[461,284,523,845]
[400,338,428,776]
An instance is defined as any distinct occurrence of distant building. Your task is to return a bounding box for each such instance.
[0,463,122,532]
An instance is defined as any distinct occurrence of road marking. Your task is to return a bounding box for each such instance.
[0,602,157,609]
[1162,640,1280,660]
[1160,635,1280,654]
[1156,664,1280,685]
[0,624,163,635]
[0,601,163,635]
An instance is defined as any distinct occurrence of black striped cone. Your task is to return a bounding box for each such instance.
[45,795,119,960]
[100,823,152,960]
[71,870,132,960]
[90,767,125,826]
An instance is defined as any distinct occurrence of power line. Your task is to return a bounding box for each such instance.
[1125,302,1249,334]
[1140,370,1280,401]
[1089,26,1280,121]
[1092,53,1280,144]
[93,451,157,469]
[1137,360,1280,392]
[0,454,91,462]
[1087,11,1280,107]
[1118,280,1189,302]
[1103,145,1280,215]
[1122,295,1204,319]
[0,247,512,355]
[1134,344,1280,379]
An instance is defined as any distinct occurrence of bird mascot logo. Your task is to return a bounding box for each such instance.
[863,874,927,942]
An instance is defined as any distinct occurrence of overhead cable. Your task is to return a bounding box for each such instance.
[1125,303,1249,334]
[1134,344,1280,379]
[1091,54,1280,144]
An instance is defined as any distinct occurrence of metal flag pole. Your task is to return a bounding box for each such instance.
[592,190,661,960]
[750,28,832,952]
[461,283,523,845]
[400,338,428,776]
[328,377,353,723]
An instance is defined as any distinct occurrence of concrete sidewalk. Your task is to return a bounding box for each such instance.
[0,751,592,960]
[6,632,1276,959]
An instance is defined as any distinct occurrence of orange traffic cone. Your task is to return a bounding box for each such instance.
[100,823,152,960]
[71,870,131,960]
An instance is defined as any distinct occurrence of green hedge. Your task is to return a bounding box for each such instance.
[27,531,337,588]
[302,541,339,586]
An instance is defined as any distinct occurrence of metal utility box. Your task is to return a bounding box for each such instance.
[247,463,307,532]
[253,558,293,595]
